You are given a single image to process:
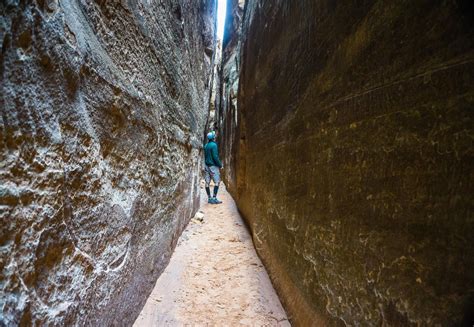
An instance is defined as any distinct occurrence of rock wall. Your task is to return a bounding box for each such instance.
[1,0,215,325]
[218,1,474,325]
[217,0,244,188]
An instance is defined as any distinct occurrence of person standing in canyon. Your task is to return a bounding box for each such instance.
[204,131,223,204]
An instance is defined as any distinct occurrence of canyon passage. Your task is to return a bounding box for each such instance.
[1,0,473,326]
[133,184,289,326]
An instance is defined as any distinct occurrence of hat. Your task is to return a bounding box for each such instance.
[207,131,216,140]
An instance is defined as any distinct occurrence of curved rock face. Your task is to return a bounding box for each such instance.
[218,1,474,325]
[1,0,214,325]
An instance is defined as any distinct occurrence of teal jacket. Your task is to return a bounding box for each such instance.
[204,141,222,168]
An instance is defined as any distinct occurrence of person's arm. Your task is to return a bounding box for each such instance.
[211,144,223,168]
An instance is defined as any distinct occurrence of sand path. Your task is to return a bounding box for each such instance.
[133,184,290,326]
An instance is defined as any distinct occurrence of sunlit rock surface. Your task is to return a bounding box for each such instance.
[218,1,474,325]
[1,0,215,325]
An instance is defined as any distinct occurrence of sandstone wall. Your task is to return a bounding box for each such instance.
[219,1,474,325]
[217,0,244,190]
[1,0,214,325]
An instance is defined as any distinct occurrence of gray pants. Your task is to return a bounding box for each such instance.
[204,165,220,187]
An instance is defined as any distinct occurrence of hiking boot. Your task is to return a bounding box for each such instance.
[208,198,215,204]
[213,198,222,204]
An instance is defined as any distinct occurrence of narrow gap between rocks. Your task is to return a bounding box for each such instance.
[133,1,290,325]
[2,0,472,325]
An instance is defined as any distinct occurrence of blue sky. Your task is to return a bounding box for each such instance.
[216,0,227,40]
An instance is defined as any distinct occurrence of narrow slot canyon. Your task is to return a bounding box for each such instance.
[1,1,473,326]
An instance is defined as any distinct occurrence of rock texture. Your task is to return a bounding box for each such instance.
[218,1,474,325]
[1,0,215,325]
[217,0,245,188]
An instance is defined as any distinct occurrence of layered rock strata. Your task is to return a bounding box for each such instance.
[1,0,215,325]
[218,1,474,325]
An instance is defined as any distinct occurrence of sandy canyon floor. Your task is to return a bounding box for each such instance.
[133,184,290,326]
